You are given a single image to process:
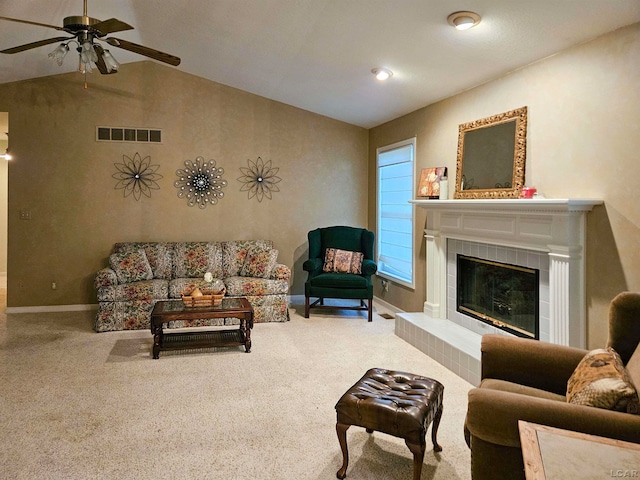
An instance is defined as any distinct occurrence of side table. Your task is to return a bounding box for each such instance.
[519,421,640,479]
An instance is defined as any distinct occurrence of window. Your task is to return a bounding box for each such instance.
[376,138,415,288]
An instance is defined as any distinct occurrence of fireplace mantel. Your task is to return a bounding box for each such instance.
[410,198,601,213]
[409,198,603,348]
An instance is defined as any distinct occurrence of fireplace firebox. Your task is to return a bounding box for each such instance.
[457,254,539,339]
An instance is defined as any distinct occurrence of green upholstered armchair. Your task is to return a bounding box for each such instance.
[303,226,377,322]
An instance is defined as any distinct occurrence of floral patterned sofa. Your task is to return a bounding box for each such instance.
[94,240,290,332]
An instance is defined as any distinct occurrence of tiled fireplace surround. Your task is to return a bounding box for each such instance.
[396,199,601,385]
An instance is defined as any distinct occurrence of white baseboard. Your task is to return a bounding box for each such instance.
[372,296,405,315]
[6,304,99,314]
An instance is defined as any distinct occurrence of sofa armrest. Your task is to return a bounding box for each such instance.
[270,263,291,281]
[303,258,323,275]
[481,334,587,394]
[95,267,118,289]
[466,387,640,448]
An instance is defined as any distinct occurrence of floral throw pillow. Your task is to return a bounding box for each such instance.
[566,347,640,414]
[323,248,364,274]
[109,249,153,284]
[240,247,278,278]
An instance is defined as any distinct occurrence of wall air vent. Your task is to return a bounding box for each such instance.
[96,126,162,144]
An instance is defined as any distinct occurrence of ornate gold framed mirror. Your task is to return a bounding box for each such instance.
[454,106,527,199]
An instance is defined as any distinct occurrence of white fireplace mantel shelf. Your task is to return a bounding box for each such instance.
[408,197,603,349]
[410,198,602,213]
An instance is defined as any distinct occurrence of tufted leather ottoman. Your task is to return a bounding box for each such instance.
[334,368,444,480]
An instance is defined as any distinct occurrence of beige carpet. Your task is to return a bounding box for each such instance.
[0,301,472,480]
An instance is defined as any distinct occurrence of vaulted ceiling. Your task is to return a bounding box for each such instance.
[1,1,639,129]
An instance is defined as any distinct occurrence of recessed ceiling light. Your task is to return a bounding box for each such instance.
[447,11,481,31]
[372,67,393,81]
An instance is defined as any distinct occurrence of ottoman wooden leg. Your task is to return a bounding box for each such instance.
[405,440,426,480]
[336,423,351,479]
[431,404,443,452]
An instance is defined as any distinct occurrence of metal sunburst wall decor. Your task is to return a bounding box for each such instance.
[174,156,228,209]
[237,157,282,202]
[112,152,163,200]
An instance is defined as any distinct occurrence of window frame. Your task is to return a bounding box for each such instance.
[376,137,416,289]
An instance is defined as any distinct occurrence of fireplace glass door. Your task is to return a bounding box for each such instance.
[457,254,539,339]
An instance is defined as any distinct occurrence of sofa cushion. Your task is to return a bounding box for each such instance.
[113,242,173,280]
[323,248,363,274]
[224,276,290,296]
[173,242,223,278]
[566,347,640,413]
[109,250,153,284]
[223,240,273,277]
[240,246,278,278]
[308,272,369,289]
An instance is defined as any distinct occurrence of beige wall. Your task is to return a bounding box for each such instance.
[369,23,640,348]
[0,62,368,307]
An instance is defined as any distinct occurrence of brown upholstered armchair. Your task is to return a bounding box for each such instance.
[464,292,640,480]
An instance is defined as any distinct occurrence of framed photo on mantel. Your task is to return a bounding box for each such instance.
[417,167,447,198]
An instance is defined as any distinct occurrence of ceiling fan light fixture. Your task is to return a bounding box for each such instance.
[101,49,120,72]
[372,67,393,81]
[77,41,98,74]
[48,43,69,66]
[447,11,481,31]
[81,41,98,63]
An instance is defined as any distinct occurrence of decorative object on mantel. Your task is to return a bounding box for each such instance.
[520,187,537,199]
[417,167,447,198]
[439,176,448,199]
[174,156,227,209]
[454,106,527,199]
[112,152,162,200]
[237,157,281,202]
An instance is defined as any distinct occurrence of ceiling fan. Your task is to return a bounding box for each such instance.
[0,0,180,75]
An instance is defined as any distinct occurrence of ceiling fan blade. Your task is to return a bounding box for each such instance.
[92,18,134,36]
[1,36,72,54]
[105,37,181,66]
[93,44,118,75]
[0,15,65,32]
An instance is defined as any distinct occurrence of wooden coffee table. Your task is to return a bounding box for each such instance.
[150,297,253,359]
